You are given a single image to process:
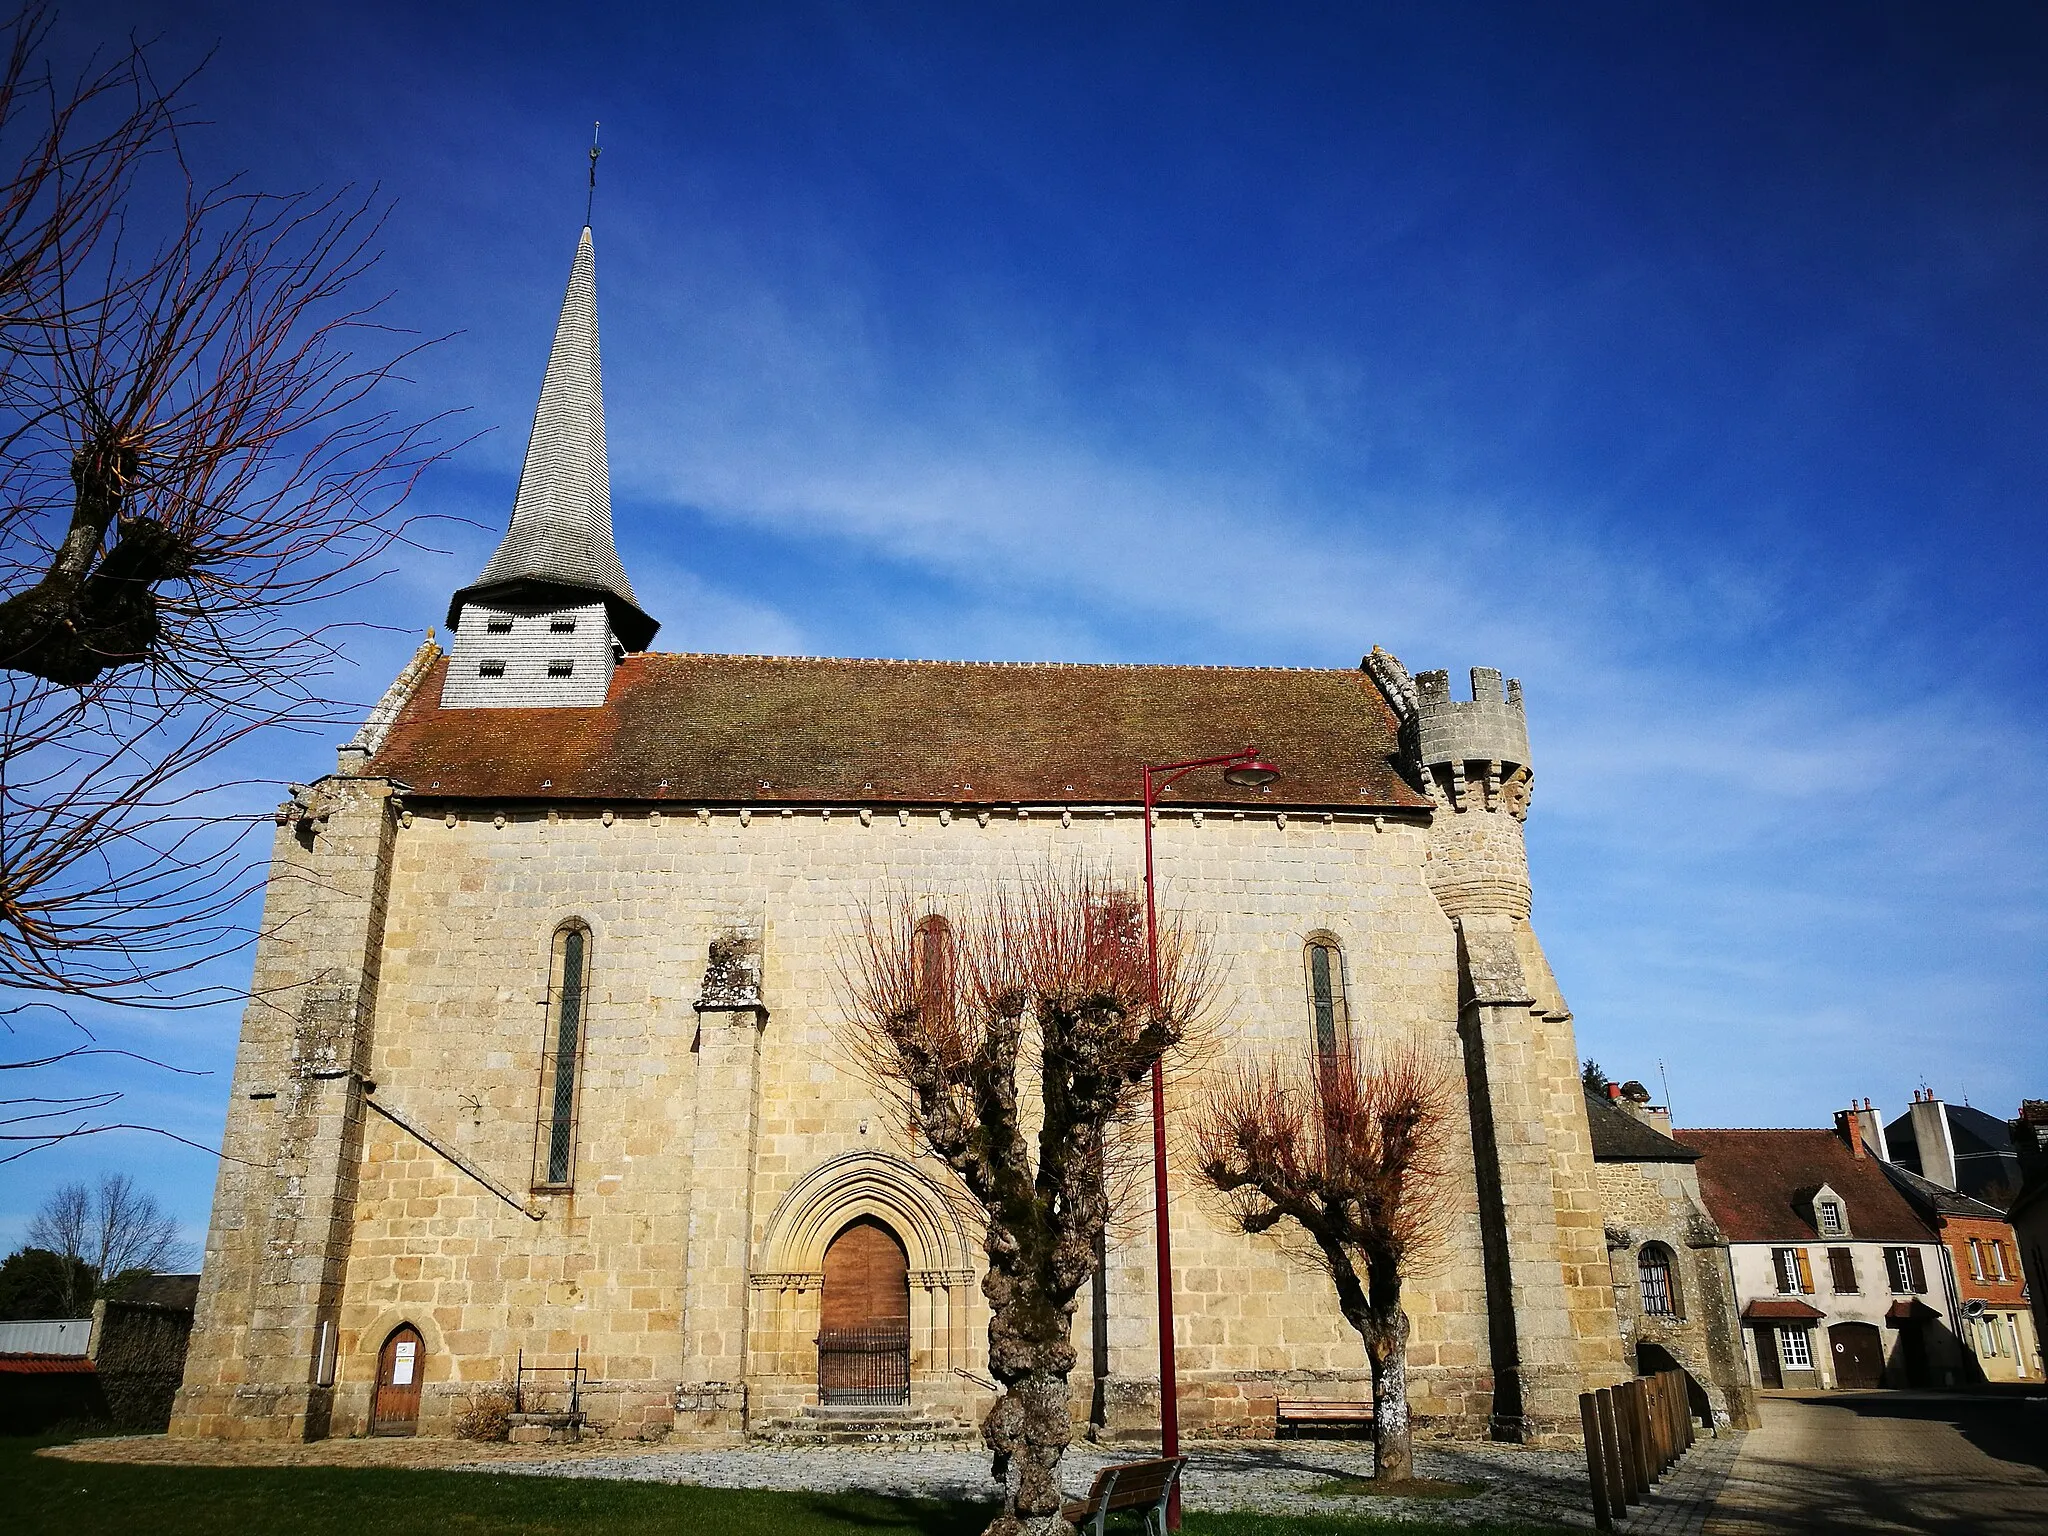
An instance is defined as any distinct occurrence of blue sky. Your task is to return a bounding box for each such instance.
[8,1,2045,1252]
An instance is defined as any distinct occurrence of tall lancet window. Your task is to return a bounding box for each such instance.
[1304,936,1350,1059]
[533,923,592,1190]
[914,916,954,1019]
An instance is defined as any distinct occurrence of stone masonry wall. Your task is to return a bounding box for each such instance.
[309,801,1519,1442]
[1595,1161,1759,1429]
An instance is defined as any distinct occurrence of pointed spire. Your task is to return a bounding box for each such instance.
[448,226,658,650]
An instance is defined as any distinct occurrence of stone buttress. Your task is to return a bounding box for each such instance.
[170,769,402,1440]
[1369,651,1628,1439]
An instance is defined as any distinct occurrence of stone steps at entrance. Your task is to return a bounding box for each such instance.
[752,1407,979,1446]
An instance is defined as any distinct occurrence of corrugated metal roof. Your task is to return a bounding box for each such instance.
[0,1318,91,1356]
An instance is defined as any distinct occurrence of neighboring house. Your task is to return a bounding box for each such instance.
[170,221,1636,1445]
[2009,1102,2048,1361]
[1880,1154,2039,1383]
[1683,1114,1966,1391]
[1584,1085,1758,1429]
[1884,1092,2025,1208]
[0,1273,200,1433]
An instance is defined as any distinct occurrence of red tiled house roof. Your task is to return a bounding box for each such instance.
[1679,1128,1938,1245]
[367,653,1433,811]
[0,1354,96,1374]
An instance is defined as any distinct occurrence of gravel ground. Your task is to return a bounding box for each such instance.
[453,1439,1601,1527]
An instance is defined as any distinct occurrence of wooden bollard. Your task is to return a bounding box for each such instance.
[1596,1387,1628,1512]
[1646,1374,1664,1471]
[1658,1372,1675,1468]
[1614,1383,1643,1504]
[1630,1379,1655,1491]
[1581,1391,1612,1530]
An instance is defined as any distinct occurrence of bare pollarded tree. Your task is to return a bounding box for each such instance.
[1191,1042,1457,1483]
[0,6,445,1044]
[842,868,1215,1536]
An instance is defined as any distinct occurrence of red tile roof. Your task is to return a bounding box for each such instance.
[0,1353,96,1374]
[1678,1129,1938,1245]
[367,653,1433,810]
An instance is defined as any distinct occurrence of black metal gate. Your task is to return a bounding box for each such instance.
[818,1324,910,1407]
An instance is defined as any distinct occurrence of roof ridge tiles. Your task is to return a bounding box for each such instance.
[637,651,1355,674]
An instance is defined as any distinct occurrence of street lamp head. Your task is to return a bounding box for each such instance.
[1222,756,1281,788]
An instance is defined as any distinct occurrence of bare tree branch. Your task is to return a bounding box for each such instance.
[0,7,455,1032]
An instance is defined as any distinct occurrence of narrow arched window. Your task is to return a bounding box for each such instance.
[1638,1244,1681,1317]
[914,915,954,1020]
[533,923,591,1190]
[1304,937,1349,1059]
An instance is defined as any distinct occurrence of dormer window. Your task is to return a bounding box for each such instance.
[549,616,577,633]
[478,660,506,678]
[547,658,574,677]
[1812,1183,1849,1239]
[486,615,514,633]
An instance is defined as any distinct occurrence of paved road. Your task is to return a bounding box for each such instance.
[1705,1392,2048,1535]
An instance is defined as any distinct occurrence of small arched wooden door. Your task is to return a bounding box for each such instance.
[371,1324,425,1435]
[818,1217,911,1406]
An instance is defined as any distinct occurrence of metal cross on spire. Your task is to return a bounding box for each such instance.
[586,121,601,226]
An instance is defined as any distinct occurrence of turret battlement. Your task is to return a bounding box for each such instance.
[1414,666,1530,775]
[1364,648,1533,826]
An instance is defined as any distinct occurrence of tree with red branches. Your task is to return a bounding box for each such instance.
[1191,1042,1456,1483]
[842,868,1214,1536]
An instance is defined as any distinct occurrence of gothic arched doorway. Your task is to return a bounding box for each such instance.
[819,1216,910,1406]
[370,1324,424,1435]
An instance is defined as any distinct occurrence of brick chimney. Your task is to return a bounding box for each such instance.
[1835,1107,1866,1158]
[1845,1098,1888,1161]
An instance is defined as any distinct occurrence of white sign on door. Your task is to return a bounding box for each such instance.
[392,1340,416,1386]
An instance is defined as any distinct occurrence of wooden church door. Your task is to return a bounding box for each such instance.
[818,1217,911,1406]
[371,1325,425,1434]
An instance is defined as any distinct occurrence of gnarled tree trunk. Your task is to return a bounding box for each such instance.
[842,874,1207,1536]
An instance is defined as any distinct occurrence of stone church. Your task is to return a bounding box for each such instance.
[170,225,1735,1446]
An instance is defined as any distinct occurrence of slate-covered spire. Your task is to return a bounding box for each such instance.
[447,225,658,650]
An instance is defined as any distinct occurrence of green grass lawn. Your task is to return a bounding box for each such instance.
[3,1435,1576,1536]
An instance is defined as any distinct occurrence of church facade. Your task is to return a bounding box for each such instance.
[171,227,1641,1446]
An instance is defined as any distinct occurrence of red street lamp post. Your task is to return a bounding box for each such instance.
[1140,747,1280,1529]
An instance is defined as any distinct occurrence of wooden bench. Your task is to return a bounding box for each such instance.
[1275,1398,1375,1438]
[1059,1456,1186,1536]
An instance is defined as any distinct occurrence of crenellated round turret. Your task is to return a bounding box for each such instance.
[1414,666,1530,781]
[1364,650,1536,918]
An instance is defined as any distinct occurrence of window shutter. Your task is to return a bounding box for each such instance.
[1907,1248,1928,1293]
[1795,1249,1814,1294]
[1829,1248,1856,1293]
[1773,1248,1794,1293]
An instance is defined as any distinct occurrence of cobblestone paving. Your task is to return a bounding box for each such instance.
[1704,1393,2048,1535]
[1612,1431,1744,1536]
[456,1439,1601,1527]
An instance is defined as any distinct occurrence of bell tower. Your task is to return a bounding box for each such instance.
[441,225,657,708]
